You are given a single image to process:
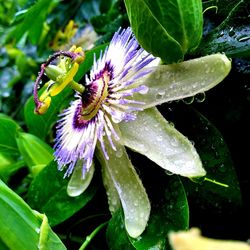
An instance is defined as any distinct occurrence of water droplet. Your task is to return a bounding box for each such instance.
[169,121,175,127]
[138,85,149,94]
[237,35,250,42]
[115,148,123,158]
[228,27,235,37]
[170,137,179,147]
[139,212,145,218]
[183,96,194,104]
[195,92,206,103]
[156,136,163,142]
[134,201,139,207]
[158,90,165,96]
[165,170,174,175]
[218,163,226,173]
[217,31,224,38]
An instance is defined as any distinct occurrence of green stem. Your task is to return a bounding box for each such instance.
[79,222,108,250]
[204,177,229,188]
[69,80,85,93]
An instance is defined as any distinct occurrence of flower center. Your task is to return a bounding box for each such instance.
[80,71,110,121]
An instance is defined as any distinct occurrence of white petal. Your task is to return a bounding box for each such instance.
[119,107,206,177]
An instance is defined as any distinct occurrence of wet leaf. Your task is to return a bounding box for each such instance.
[27,161,98,226]
[196,1,250,58]
[176,108,241,205]
[0,179,66,250]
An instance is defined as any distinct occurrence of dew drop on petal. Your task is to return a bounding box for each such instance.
[195,92,206,103]
[115,148,123,158]
[156,136,163,142]
[183,96,194,104]
[138,85,149,94]
[165,170,174,176]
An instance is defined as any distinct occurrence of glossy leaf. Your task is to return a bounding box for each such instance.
[97,139,150,238]
[10,0,58,44]
[0,179,66,250]
[27,161,97,226]
[133,54,231,108]
[16,132,53,169]
[0,114,21,154]
[124,0,203,63]
[197,1,250,58]
[120,107,205,177]
[175,107,241,205]
[107,175,189,249]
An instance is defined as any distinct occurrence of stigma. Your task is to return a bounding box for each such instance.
[79,70,110,121]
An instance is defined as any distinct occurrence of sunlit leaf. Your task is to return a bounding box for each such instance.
[16,132,53,169]
[0,179,66,249]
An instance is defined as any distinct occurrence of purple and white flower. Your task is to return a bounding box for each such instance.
[54,27,157,177]
[34,26,231,238]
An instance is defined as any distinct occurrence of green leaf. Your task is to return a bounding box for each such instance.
[97,138,150,238]
[11,0,58,44]
[120,107,205,177]
[24,87,72,140]
[107,175,189,249]
[176,107,241,205]
[0,153,25,182]
[124,0,203,63]
[16,132,53,169]
[27,161,97,226]
[133,54,231,109]
[196,1,250,58]
[0,179,66,250]
[0,114,21,154]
